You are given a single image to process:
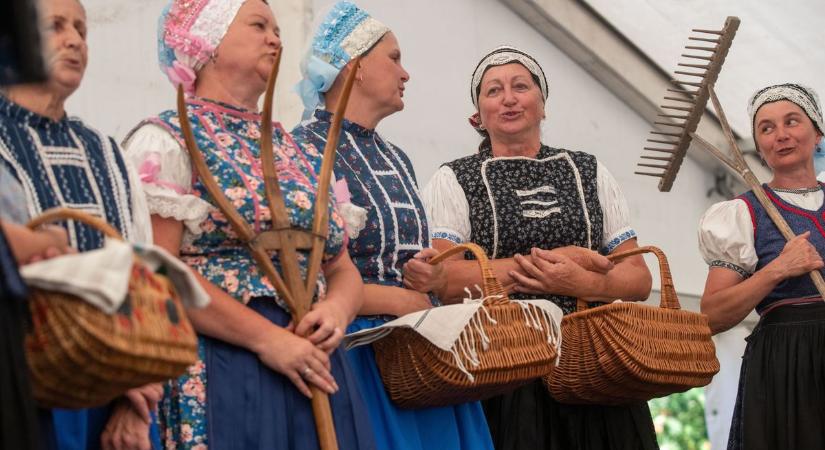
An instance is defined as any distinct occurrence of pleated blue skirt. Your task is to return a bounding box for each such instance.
[346,316,494,450]
[204,298,376,450]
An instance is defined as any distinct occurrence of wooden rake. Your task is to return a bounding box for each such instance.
[636,16,825,298]
[176,51,361,450]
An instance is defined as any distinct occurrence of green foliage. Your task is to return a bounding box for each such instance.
[648,388,710,450]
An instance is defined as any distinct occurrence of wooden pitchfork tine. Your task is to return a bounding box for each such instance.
[176,50,361,450]
[636,16,825,299]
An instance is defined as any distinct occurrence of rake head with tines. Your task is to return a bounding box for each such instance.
[637,16,825,305]
[635,16,740,191]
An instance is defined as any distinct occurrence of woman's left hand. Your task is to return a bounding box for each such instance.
[402,248,447,296]
[294,300,348,354]
[100,398,152,450]
[510,248,602,296]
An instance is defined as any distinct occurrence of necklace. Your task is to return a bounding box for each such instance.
[771,185,822,196]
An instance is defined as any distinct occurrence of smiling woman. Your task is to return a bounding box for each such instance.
[698,83,825,449]
[422,45,657,450]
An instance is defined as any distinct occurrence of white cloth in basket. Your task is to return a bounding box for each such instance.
[345,294,564,381]
[20,238,210,313]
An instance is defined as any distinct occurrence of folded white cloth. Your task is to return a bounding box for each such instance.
[345,295,563,382]
[20,238,210,313]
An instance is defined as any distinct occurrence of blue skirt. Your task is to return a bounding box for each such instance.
[346,316,494,450]
[204,298,376,450]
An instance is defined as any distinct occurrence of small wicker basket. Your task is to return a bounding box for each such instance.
[545,245,720,405]
[24,208,198,409]
[373,243,561,408]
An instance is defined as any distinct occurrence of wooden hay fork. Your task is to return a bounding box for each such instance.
[636,16,825,299]
[176,51,361,450]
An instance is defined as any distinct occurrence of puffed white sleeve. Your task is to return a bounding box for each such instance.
[421,165,471,244]
[697,199,757,278]
[121,124,214,236]
[123,156,153,245]
[597,161,638,254]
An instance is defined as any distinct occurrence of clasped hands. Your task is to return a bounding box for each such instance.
[509,246,614,297]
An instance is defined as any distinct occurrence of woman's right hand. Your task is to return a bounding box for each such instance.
[252,325,339,399]
[392,289,434,317]
[768,231,825,279]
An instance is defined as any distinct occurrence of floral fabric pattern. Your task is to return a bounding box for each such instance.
[141,98,346,449]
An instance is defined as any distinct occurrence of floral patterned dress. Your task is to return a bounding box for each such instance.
[124,98,375,450]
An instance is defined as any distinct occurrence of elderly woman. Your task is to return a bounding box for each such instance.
[422,46,657,449]
[122,0,375,448]
[0,0,160,449]
[290,3,493,450]
[698,84,825,450]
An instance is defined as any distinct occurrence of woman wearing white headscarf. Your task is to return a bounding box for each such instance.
[699,83,825,449]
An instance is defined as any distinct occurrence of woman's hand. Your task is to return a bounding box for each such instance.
[393,289,434,317]
[123,383,163,424]
[295,300,348,354]
[548,246,613,274]
[402,248,447,296]
[510,248,604,297]
[251,325,339,399]
[100,398,152,450]
[767,231,824,279]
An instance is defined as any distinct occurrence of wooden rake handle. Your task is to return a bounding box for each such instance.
[428,242,508,304]
[303,55,362,298]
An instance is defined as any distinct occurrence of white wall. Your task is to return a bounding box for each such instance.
[69,0,723,297]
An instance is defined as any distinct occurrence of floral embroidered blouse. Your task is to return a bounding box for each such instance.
[123,97,347,311]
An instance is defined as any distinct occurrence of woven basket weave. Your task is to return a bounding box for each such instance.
[373,243,560,408]
[24,208,198,409]
[545,245,719,405]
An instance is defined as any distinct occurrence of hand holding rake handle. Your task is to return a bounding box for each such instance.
[692,88,825,299]
[176,50,361,450]
[636,15,825,300]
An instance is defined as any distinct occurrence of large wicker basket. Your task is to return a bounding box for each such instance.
[545,245,719,405]
[24,208,198,409]
[373,243,561,408]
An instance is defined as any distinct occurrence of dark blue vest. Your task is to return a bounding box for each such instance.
[739,185,825,313]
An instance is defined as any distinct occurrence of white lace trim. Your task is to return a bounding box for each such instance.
[144,185,213,236]
[339,202,367,239]
[339,16,389,60]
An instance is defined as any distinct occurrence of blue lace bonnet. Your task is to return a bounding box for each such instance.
[295,1,389,119]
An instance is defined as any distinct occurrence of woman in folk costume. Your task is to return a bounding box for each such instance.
[122,0,376,448]
[0,0,162,448]
[421,46,658,450]
[698,84,825,450]
[1,165,72,450]
[290,3,494,450]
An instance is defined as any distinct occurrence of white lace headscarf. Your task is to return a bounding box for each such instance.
[748,83,824,140]
[470,46,548,110]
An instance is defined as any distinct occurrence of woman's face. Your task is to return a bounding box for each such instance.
[40,0,88,97]
[754,100,823,173]
[477,63,545,142]
[355,32,409,117]
[211,0,281,92]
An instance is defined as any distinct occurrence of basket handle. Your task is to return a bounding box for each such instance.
[26,207,123,241]
[577,245,679,311]
[428,242,508,304]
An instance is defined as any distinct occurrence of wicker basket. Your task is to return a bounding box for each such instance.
[373,243,561,408]
[24,208,198,409]
[545,245,720,405]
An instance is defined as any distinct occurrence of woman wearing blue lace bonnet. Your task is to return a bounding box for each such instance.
[291,2,494,450]
[699,83,825,449]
